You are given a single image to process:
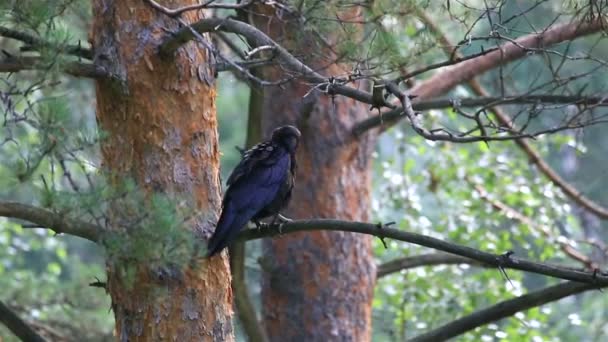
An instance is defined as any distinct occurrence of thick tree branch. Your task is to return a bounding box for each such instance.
[0,201,101,242]
[354,16,607,133]
[239,220,608,285]
[1,199,603,286]
[0,26,93,59]
[409,281,602,342]
[0,55,108,79]
[377,253,484,278]
[0,301,46,342]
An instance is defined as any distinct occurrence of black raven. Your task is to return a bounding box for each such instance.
[206,125,301,257]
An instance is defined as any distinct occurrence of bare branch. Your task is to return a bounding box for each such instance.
[353,94,608,135]
[409,281,602,342]
[377,253,484,278]
[0,201,102,242]
[0,26,92,59]
[411,17,606,100]
[0,301,47,342]
[381,82,539,143]
[159,17,376,104]
[353,16,607,133]
[415,11,608,220]
[0,54,108,79]
[214,58,276,72]
[239,220,608,285]
[145,0,253,17]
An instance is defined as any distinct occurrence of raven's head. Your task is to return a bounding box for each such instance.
[271,125,301,153]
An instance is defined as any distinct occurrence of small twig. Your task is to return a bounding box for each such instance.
[244,45,275,60]
[144,0,254,17]
[89,277,107,289]
[375,222,389,249]
[497,251,516,288]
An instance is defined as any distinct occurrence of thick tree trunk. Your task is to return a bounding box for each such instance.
[251,6,377,341]
[91,1,233,340]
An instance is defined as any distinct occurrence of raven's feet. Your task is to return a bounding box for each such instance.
[272,214,293,234]
[252,219,267,231]
[277,214,293,223]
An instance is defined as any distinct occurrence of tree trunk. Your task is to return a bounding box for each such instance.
[251,6,377,341]
[91,1,233,340]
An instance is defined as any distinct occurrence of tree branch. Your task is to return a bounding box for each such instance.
[0,26,92,59]
[0,55,108,79]
[159,17,376,105]
[0,201,101,243]
[1,199,601,286]
[353,16,607,134]
[239,220,608,285]
[409,281,602,342]
[413,10,608,219]
[377,253,484,278]
[0,301,47,342]
[145,0,253,17]
[353,94,608,135]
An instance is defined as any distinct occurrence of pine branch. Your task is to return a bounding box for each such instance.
[0,201,101,242]
[0,26,92,59]
[0,54,107,78]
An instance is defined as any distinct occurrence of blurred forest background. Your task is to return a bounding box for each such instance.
[1,0,608,341]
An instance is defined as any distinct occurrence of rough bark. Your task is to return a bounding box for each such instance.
[91,1,233,341]
[251,5,377,341]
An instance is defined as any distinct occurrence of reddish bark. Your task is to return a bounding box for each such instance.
[91,1,233,340]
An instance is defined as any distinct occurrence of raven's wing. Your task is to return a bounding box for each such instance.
[207,151,290,256]
[253,164,294,220]
[226,141,275,186]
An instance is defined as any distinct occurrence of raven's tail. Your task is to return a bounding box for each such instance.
[206,203,250,257]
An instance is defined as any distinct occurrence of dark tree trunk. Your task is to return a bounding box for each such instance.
[250,5,378,341]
